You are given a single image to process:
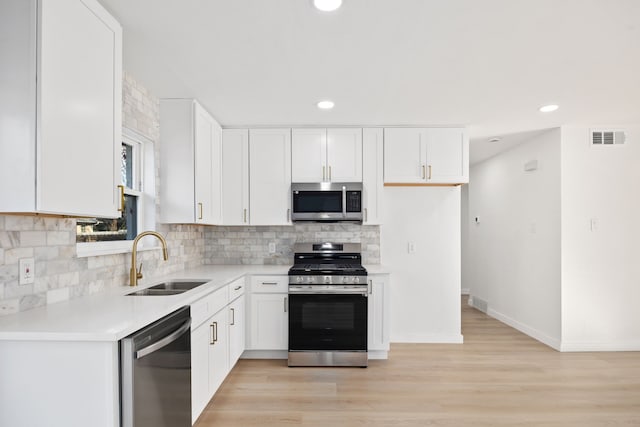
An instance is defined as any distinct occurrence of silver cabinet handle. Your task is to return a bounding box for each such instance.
[210,321,218,345]
[284,296,287,312]
[234,285,242,291]
[135,318,191,359]
[364,208,368,223]
[322,165,326,181]
[428,165,432,180]
[422,165,426,179]
[287,208,291,222]
[230,308,235,326]
[197,202,203,220]
[368,279,373,295]
[243,208,247,223]
[262,282,278,285]
[329,165,332,181]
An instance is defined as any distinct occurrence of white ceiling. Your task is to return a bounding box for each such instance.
[100,0,640,164]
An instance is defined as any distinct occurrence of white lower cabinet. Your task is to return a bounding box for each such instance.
[246,276,289,352]
[208,308,229,394]
[191,321,211,422]
[228,294,245,368]
[368,274,390,358]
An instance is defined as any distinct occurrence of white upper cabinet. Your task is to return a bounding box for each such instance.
[159,99,222,225]
[222,129,250,225]
[249,129,292,225]
[0,0,122,217]
[362,128,384,225]
[291,128,326,182]
[426,127,469,184]
[327,128,363,182]
[292,128,363,183]
[383,127,468,184]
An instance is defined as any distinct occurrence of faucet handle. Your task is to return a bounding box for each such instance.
[136,263,143,280]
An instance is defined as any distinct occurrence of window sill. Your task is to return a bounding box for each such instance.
[76,241,161,258]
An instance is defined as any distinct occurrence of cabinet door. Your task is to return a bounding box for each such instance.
[327,128,363,182]
[211,121,223,224]
[228,294,245,368]
[249,129,292,225]
[222,129,250,225]
[383,128,427,183]
[291,128,326,182]
[191,322,210,423]
[208,309,229,396]
[425,128,469,184]
[362,128,383,224]
[368,275,390,352]
[248,293,288,350]
[38,0,122,217]
[194,103,214,224]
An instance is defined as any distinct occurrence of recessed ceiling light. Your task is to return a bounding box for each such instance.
[488,137,501,143]
[313,0,343,12]
[539,104,559,113]
[317,100,335,110]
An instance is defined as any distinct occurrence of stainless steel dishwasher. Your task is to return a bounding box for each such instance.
[120,306,191,427]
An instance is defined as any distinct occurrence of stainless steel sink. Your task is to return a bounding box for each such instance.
[126,280,208,296]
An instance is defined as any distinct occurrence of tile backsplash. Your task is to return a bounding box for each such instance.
[205,224,380,265]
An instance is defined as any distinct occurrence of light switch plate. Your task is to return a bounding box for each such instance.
[19,258,35,285]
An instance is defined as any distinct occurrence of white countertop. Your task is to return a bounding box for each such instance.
[0,264,389,343]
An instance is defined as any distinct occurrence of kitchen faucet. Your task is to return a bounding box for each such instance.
[130,231,169,286]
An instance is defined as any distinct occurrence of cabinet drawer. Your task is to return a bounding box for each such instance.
[191,286,229,328]
[228,277,246,302]
[250,275,288,293]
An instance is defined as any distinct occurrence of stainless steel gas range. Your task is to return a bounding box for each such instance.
[287,242,369,367]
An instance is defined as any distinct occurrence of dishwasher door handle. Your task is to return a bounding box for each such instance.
[135,318,192,359]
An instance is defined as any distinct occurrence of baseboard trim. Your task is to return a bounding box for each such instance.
[241,350,287,359]
[391,333,464,344]
[560,341,640,352]
[487,308,561,351]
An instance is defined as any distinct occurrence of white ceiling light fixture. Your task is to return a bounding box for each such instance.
[539,104,559,113]
[317,100,335,110]
[313,0,343,12]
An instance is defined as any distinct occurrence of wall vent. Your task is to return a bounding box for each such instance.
[591,129,626,145]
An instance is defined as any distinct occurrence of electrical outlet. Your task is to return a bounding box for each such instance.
[19,258,35,285]
[268,242,276,254]
[407,242,416,254]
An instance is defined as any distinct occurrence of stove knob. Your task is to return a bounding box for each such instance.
[352,277,360,284]
[342,276,349,284]
[306,276,314,284]
[296,276,303,283]
[324,276,331,284]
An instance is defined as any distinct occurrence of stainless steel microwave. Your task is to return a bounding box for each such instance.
[291,182,363,223]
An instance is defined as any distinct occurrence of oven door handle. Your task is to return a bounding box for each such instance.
[288,289,368,296]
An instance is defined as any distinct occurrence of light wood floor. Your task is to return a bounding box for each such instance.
[195,297,640,426]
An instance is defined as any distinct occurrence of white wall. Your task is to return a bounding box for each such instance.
[381,187,462,343]
[466,129,562,349]
[560,125,640,351]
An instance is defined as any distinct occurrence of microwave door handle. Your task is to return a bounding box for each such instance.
[342,186,347,218]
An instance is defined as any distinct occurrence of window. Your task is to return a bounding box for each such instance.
[76,129,156,256]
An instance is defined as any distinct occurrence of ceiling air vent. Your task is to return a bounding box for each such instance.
[591,129,626,145]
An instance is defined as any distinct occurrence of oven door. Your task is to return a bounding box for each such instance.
[288,292,367,352]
